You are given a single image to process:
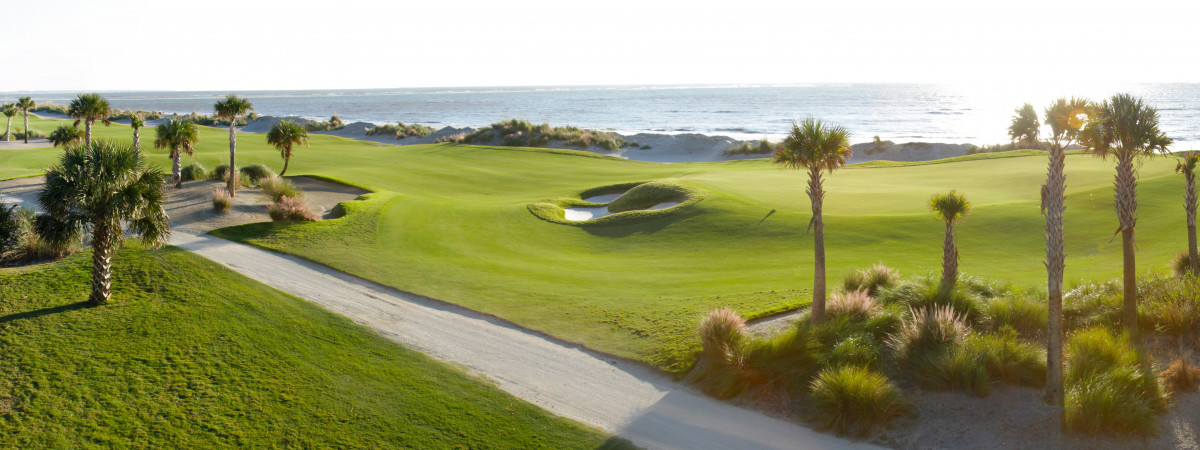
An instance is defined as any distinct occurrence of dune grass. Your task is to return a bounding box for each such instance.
[0,244,623,448]
[3,113,1189,374]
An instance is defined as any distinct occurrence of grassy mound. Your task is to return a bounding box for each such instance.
[528,179,707,226]
[0,245,620,448]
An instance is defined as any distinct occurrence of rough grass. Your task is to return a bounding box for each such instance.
[1064,327,1166,435]
[808,366,907,438]
[0,245,621,448]
[912,331,1045,396]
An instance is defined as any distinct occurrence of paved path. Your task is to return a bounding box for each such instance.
[169,231,878,450]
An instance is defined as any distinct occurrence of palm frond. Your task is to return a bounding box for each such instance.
[930,190,971,223]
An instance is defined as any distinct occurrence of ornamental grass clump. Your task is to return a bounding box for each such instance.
[808,365,907,437]
[841,263,900,297]
[981,294,1048,336]
[878,275,983,324]
[180,162,207,181]
[689,307,750,399]
[888,305,969,364]
[211,188,232,214]
[260,176,302,202]
[267,196,319,222]
[240,164,275,184]
[913,331,1045,397]
[826,290,876,321]
[1063,327,1166,435]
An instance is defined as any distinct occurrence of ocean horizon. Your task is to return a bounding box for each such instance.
[5,83,1200,149]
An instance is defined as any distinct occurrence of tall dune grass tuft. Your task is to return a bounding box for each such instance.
[888,305,969,364]
[981,294,1048,336]
[913,331,1045,396]
[260,176,302,202]
[1063,327,1166,435]
[211,189,232,214]
[808,365,907,437]
[827,290,876,320]
[267,196,320,222]
[842,263,900,297]
[1161,356,1200,394]
[689,307,750,398]
[878,275,982,323]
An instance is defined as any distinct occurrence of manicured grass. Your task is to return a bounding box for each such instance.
[0,245,623,448]
[4,113,1188,373]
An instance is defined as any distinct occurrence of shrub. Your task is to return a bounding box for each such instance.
[823,333,882,370]
[877,275,983,323]
[1063,281,1123,330]
[913,331,1045,396]
[982,294,1048,336]
[11,128,47,139]
[211,164,231,181]
[180,162,207,181]
[32,213,81,258]
[240,164,275,184]
[267,196,319,222]
[1140,276,1200,336]
[0,204,22,254]
[888,306,969,364]
[1161,357,1200,394]
[211,189,232,214]
[1064,327,1165,435]
[260,176,302,202]
[842,263,900,297]
[808,366,907,437]
[1172,251,1198,276]
[827,290,876,321]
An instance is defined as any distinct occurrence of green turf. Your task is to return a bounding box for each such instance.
[3,113,1188,373]
[0,244,625,448]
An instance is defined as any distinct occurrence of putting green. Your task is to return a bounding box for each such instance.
[3,115,1186,373]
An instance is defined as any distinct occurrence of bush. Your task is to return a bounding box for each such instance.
[841,263,900,297]
[878,275,983,323]
[0,204,22,254]
[982,294,1048,336]
[808,366,907,437]
[212,189,232,214]
[180,162,207,181]
[211,164,230,181]
[1064,327,1165,435]
[240,164,275,184]
[260,176,302,202]
[827,290,876,321]
[11,128,46,140]
[267,196,319,222]
[913,331,1045,396]
[822,333,882,370]
[888,306,969,364]
[1161,356,1200,394]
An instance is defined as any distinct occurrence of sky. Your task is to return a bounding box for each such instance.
[3,0,1200,91]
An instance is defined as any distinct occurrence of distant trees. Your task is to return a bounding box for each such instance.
[48,125,84,148]
[37,141,170,304]
[214,95,254,196]
[1009,103,1040,149]
[929,190,971,293]
[1079,93,1172,336]
[154,118,200,189]
[16,97,35,144]
[267,120,309,176]
[67,93,111,148]
[774,118,852,323]
[1177,153,1200,275]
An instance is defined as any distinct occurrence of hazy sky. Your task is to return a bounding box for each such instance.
[3,0,1199,91]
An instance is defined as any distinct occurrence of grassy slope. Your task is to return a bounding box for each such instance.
[4,114,1186,372]
[0,245,623,448]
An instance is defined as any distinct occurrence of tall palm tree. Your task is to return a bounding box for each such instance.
[16,97,35,144]
[1177,153,1200,275]
[214,95,254,196]
[67,93,112,148]
[130,114,145,157]
[1079,93,1172,336]
[267,120,309,176]
[1009,103,1040,149]
[37,140,170,305]
[774,118,851,323]
[1040,97,1090,408]
[154,118,200,189]
[2,104,15,141]
[48,125,84,148]
[929,191,971,293]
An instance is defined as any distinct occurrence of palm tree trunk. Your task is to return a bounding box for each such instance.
[807,166,826,323]
[1114,152,1139,335]
[85,119,93,148]
[942,221,958,292]
[280,148,291,176]
[1043,143,1067,408]
[132,127,141,158]
[4,117,11,141]
[1186,172,1198,273]
[173,150,183,189]
[90,223,113,305]
[228,123,238,196]
[23,111,29,144]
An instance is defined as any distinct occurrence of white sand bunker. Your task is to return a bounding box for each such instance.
[563,201,680,221]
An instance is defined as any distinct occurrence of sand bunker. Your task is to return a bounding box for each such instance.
[563,202,680,221]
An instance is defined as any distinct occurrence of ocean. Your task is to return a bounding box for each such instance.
[8,84,1200,149]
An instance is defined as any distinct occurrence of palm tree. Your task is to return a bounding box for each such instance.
[214,95,254,196]
[1079,93,1172,336]
[1177,153,1200,275]
[37,140,170,305]
[130,114,145,157]
[2,104,15,141]
[1040,97,1090,408]
[774,118,851,323]
[16,97,35,144]
[929,191,971,293]
[67,93,112,148]
[1009,103,1040,149]
[267,120,309,176]
[154,118,200,189]
[48,125,84,148]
